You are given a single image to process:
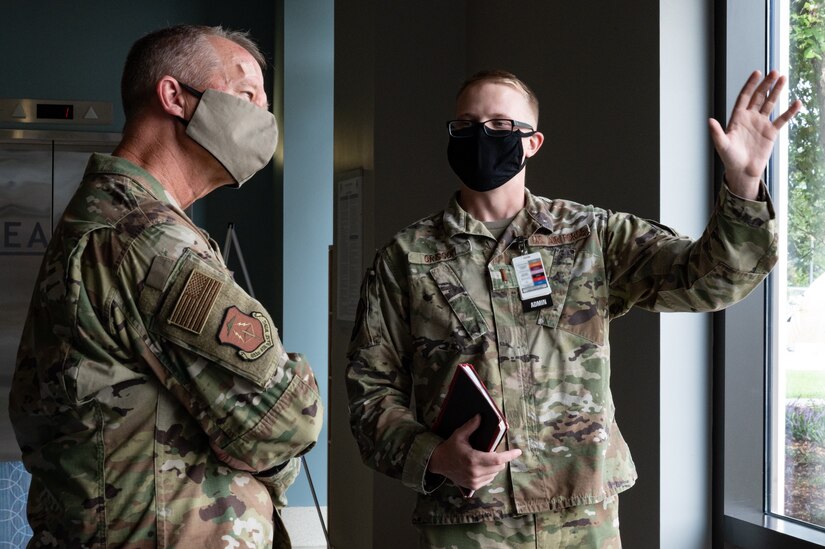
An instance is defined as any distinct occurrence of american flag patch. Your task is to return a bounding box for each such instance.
[168,270,223,334]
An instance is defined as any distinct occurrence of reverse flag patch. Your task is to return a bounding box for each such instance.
[168,270,224,334]
[218,306,274,360]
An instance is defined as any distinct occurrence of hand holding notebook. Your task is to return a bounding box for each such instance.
[429,363,519,497]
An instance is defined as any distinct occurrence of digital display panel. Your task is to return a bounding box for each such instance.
[36,104,74,120]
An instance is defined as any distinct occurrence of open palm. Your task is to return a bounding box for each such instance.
[709,70,802,198]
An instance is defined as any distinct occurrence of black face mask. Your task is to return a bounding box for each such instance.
[447,128,531,192]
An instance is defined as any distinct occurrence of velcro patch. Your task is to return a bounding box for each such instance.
[528,226,591,247]
[167,270,224,334]
[408,241,471,264]
[218,306,275,361]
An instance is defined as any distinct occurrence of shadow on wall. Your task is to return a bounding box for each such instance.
[0,461,32,547]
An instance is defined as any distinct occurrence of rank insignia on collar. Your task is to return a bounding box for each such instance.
[218,306,274,360]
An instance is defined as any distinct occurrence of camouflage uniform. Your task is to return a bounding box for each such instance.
[419,495,620,548]
[346,186,776,531]
[10,154,323,548]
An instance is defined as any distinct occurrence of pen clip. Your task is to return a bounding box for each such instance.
[515,236,528,255]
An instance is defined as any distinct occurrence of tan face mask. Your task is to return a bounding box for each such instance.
[179,82,279,187]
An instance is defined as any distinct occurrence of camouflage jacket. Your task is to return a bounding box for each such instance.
[346,186,777,525]
[10,154,323,548]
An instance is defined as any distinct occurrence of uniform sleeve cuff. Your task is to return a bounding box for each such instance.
[255,457,301,509]
[401,430,445,494]
[718,181,778,273]
[721,180,776,222]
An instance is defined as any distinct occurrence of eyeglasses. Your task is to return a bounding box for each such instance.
[446,118,535,138]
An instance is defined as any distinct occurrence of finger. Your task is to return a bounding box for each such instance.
[474,475,496,490]
[733,70,762,112]
[707,118,727,149]
[748,69,779,111]
[760,73,786,115]
[495,448,522,463]
[467,472,499,490]
[471,448,522,468]
[467,462,508,478]
[773,99,802,130]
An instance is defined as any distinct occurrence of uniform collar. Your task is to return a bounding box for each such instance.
[84,153,182,209]
[83,153,225,262]
[443,187,556,240]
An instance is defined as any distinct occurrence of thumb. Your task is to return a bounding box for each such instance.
[453,414,481,440]
[708,118,727,151]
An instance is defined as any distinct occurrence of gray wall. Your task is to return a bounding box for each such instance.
[281,0,334,508]
[659,0,714,547]
[331,1,715,548]
[330,2,378,546]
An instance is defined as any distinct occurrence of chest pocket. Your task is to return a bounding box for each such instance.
[428,262,488,340]
[531,228,606,346]
[535,246,574,330]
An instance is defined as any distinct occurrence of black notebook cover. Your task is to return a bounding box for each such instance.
[433,363,507,453]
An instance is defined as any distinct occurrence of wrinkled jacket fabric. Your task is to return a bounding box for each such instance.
[346,186,777,525]
[10,154,323,548]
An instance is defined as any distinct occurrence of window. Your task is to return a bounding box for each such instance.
[768,0,825,532]
[721,1,825,547]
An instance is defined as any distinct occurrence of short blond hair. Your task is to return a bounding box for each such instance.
[456,69,539,124]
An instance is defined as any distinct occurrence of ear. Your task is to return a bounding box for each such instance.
[524,130,544,159]
[156,76,189,119]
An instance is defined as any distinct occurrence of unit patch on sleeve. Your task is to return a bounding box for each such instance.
[168,269,224,334]
[218,306,274,360]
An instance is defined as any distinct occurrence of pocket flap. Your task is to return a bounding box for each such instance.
[428,263,488,340]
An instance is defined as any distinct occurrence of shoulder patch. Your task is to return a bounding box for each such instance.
[218,306,274,360]
[148,249,286,387]
[168,269,224,334]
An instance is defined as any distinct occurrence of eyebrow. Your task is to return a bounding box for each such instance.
[456,112,513,120]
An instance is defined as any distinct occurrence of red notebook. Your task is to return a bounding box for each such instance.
[432,363,508,497]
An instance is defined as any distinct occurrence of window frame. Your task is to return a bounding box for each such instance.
[714,1,825,547]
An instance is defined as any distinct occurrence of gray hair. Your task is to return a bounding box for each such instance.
[121,25,266,121]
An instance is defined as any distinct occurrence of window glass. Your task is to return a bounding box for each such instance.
[769,0,825,530]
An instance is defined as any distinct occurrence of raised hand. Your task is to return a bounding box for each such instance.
[708,69,802,199]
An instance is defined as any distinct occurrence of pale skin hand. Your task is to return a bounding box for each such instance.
[427,415,522,491]
[709,69,802,200]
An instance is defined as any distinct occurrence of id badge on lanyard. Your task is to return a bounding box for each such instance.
[512,251,552,312]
